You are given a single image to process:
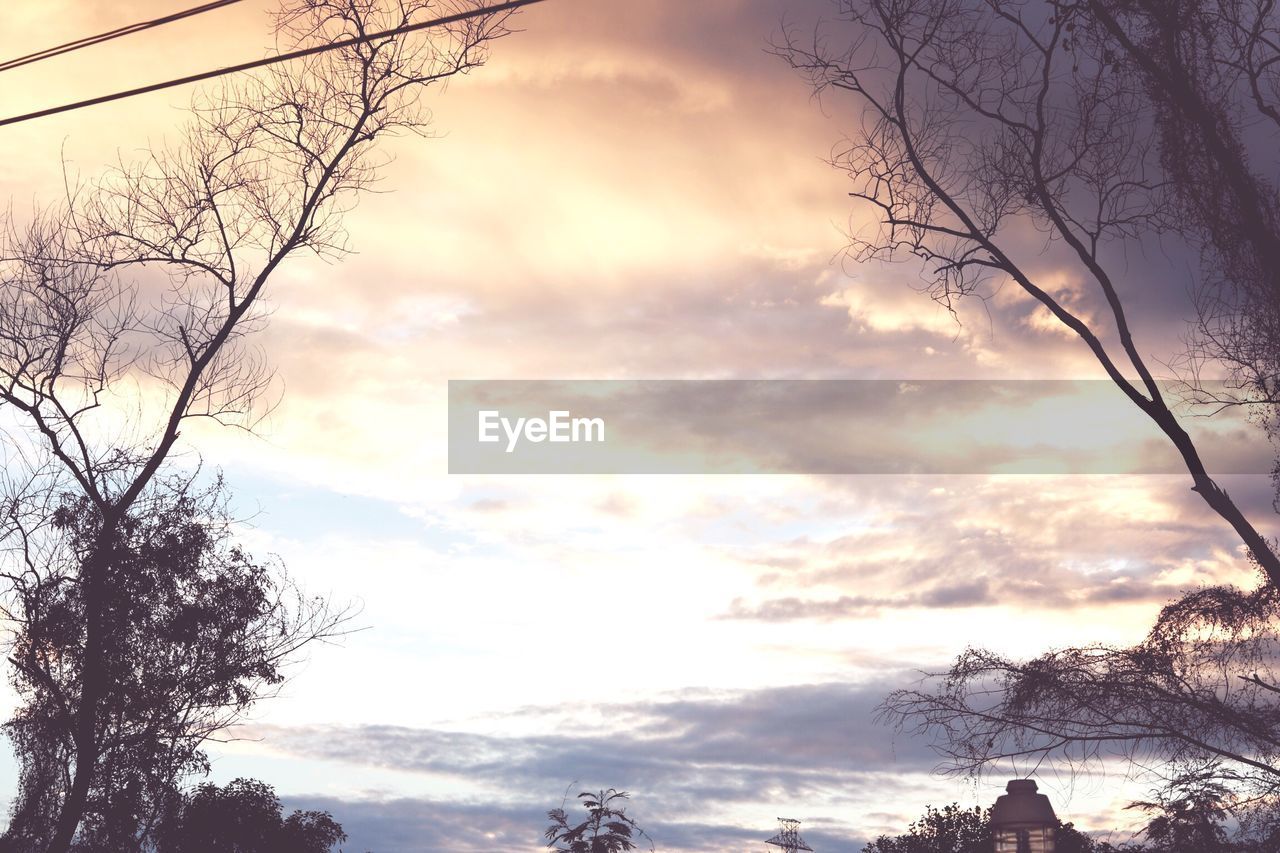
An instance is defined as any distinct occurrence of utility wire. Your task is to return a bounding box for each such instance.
[0,0,544,129]
[0,0,246,74]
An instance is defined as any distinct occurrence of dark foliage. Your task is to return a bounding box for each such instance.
[779,0,1280,828]
[1087,0,1280,504]
[154,778,346,853]
[0,477,341,852]
[882,572,1280,820]
[863,804,1110,853]
[545,789,652,853]
[0,0,518,847]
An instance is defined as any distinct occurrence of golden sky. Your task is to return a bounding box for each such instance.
[0,1,1271,850]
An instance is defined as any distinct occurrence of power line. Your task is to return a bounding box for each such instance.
[0,0,544,129]
[0,0,246,74]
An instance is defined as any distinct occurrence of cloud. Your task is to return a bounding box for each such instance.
[245,680,941,785]
[720,474,1266,621]
[252,677,1153,851]
[235,680,949,850]
[4,4,1272,852]
[280,796,548,853]
[722,578,1000,621]
[283,795,870,853]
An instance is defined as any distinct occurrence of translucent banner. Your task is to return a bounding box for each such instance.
[447,380,1271,475]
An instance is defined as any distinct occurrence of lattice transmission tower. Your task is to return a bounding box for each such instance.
[765,817,813,852]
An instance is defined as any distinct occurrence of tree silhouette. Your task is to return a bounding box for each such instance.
[545,789,653,853]
[777,0,1278,583]
[154,778,346,853]
[779,0,1280,826]
[1130,779,1233,853]
[0,476,343,852]
[863,804,1107,853]
[1084,0,1280,505]
[881,582,1280,828]
[0,0,520,849]
[863,805,990,853]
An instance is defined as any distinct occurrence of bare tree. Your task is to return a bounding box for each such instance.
[777,0,1278,583]
[0,1,519,850]
[777,0,1280,828]
[1078,0,1280,505]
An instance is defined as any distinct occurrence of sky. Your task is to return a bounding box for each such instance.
[0,0,1274,851]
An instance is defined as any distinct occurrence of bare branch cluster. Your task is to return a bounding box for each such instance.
[1090,1,1280,506]
[0,1,518,849]
[882,579,1280,815]
[777,0,1279,596]
[780,0,1280,826]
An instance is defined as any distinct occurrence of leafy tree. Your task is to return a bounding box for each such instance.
[154,778,346,853]
[544,789,653,853]
[0,476,343,852]
[0,0,520,849]
[863,805,988,853]
[1129,778,1233,853]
